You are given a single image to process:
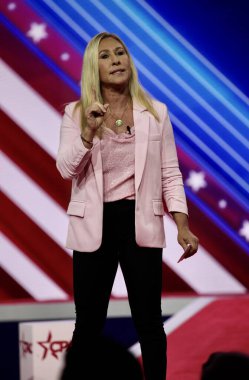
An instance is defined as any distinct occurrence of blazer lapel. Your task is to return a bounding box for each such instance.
[134,103,149,191]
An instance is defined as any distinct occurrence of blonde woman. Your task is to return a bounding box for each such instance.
[57,32,198,380]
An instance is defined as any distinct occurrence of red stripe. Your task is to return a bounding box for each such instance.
[0,110,70,210]
[0,22,78,113]
[0,193,73,296]
[0,267,32,302]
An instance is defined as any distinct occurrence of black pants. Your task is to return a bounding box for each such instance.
[62,199,166,380]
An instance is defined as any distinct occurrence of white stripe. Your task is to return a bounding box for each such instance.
[0,234,68,301]
[1,153,71,255]
[64,0,103,32]
[113,0,249,137]
[129,297,214,357]
[136,0,249,109]
[163,216,247,294]
[0,59,60,158]
[163,297,214,335]
[170,113,249,195]
[42,0,91,42]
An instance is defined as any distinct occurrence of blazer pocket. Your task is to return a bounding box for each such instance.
[149,134,161,141]
[152,200,164,216]
[67,200,86,217]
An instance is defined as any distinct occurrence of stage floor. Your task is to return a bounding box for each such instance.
[1,295,249,380]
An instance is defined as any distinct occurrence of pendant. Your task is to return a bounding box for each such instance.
[115,119,123,127]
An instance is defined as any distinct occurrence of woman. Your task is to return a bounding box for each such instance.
[57,32,198,380]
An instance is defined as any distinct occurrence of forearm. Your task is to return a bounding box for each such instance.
[57,135,92,180]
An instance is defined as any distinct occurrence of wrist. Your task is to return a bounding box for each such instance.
[80,134,93,148]
[81,126,95,142]
[177,225,189,234]
[84,125,96,138]
[171,212,189,229]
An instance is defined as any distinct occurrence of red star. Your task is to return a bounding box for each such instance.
[38,331,70,360]
[38,331,52,360]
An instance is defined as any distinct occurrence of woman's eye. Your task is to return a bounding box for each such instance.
[100,54,109,59]
[117,50,125,55]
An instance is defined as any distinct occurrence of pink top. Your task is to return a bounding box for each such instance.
[100,126,135,202]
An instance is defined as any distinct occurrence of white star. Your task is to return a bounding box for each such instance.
[239,220,249,242]
[27,22,48,43]
[60,52,70,61]
[8,2,16,10]
[185,171,207,192]
[218,199,227,209]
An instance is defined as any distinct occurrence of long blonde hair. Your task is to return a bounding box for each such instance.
[75,32,159,137]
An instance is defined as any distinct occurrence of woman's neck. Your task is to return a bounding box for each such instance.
[101,86,131,110]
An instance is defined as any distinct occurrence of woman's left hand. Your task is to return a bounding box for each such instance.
[177,226,199,259]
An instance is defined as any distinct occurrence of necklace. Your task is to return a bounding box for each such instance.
[108,99,130,127]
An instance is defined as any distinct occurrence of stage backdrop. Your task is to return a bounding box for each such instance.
[1,0,249,302]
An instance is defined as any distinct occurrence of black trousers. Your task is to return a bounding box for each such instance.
[62,199,166,380]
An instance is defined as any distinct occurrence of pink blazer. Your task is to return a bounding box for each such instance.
[56,99,188,252]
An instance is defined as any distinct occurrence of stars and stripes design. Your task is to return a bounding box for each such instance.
[1,0,249,302]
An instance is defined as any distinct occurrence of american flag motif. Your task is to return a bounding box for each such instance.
[1,0,249,303]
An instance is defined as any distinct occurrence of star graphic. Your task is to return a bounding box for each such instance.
[27,22,48,43]
[239,220,249,242]
[38,331,52,360]
[60,52,70,61]
[8,2,16,10]
[185,170,207,192]
[38,331,70,360]
[218,199,227,209]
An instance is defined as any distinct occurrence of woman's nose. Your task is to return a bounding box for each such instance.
[111,54,120,65]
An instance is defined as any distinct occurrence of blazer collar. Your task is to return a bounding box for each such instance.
[133,101,147,112]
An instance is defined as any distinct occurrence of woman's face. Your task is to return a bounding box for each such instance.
[98,37,131,88]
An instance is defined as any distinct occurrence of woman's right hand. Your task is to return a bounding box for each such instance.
[85,102,109,131]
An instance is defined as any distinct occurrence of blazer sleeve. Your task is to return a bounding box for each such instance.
[161,104,188,216]
[56,103,93,180]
